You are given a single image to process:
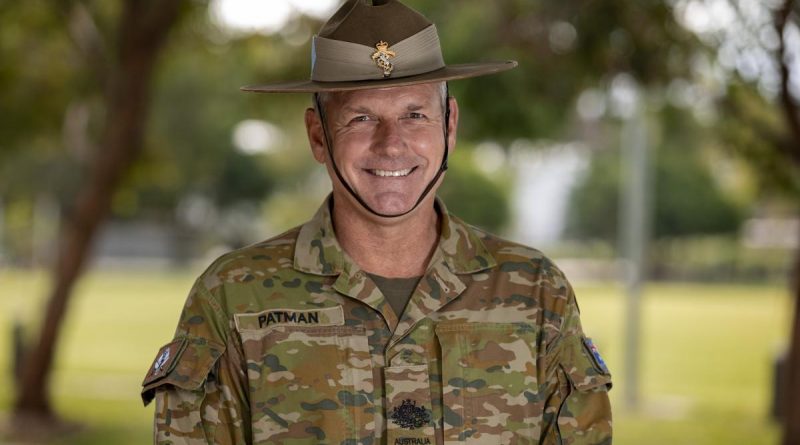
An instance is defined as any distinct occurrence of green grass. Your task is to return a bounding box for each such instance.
[0,268,790,444]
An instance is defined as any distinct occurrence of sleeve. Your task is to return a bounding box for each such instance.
[141,281,251,444]
[542,286,613,445]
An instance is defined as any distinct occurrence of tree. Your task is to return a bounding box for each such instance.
[772,2,800,442]
[11,0,185,432]
[401,0,698,143]
[702,1,800,441]
[438,150,511,233]
[566,110,743,243]
[1,0,795,440]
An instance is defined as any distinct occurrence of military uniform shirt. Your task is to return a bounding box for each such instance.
[141,197,612,444]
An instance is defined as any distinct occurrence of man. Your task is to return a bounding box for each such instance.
[141,1,612,444]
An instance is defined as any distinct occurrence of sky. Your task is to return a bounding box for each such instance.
[210,0,341,34]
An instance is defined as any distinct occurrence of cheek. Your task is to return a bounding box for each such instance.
[330,133,371,164]
[410,128,445,157]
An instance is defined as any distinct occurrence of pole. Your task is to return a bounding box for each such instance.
[619,104,650,410]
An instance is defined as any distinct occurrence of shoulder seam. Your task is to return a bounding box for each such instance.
[196,282,231,344]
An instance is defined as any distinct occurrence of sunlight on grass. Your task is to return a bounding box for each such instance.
[0,268,790,444]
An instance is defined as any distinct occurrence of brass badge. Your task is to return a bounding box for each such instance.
[371,41,396,77]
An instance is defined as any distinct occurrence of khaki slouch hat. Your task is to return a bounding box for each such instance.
[241,0,517,93]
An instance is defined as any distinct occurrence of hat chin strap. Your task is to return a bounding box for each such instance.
[313,84,450,219]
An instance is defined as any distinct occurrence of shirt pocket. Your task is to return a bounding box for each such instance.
[435,322,542,444]
[239,325,374,445]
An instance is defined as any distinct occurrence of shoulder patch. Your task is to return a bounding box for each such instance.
[234,305,344,331]
[583,337,609,375]
[143,339,186,386]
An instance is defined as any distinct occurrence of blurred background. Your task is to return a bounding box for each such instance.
[1,0,799,443]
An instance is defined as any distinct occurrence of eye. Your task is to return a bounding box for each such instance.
[352,115,371,122]
[406,112,426,120]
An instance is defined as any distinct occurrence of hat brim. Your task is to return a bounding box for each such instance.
[240,61,517,93]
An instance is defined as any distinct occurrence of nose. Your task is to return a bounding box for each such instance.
[371,119,406,156]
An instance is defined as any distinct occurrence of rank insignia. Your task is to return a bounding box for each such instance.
[390,399,430,430]
[371,41,396,77]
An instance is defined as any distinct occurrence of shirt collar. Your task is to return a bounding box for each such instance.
[293,195,496,276]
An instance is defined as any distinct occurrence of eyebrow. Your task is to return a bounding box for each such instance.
[343,105,373,115]
[341,102,430,115]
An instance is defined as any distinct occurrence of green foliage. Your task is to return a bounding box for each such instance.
[565,147,621,241]
[0,0,792,260]
[0,2,78,157]
[437,150,510,233]
[717,82,800,197]
[653,149,742,238]
[566,113,743,242]
[400,0,700,142]
[215,151,275,207]
[0,1,88,200]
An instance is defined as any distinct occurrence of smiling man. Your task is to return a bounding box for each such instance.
[141,1,612,444]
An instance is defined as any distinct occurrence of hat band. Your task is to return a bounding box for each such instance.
[311,24,445,82]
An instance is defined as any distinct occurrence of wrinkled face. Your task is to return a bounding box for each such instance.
[306,82,458,218]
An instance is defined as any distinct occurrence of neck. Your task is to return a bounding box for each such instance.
[331,193,440,278]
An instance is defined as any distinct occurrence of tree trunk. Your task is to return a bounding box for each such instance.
[12,0,184,422]
[785,223,800,445]
[777,1,800,444]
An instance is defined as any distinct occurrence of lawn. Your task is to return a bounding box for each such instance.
[0,268,791,444]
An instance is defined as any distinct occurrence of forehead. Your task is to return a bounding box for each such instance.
[326,82,442,111]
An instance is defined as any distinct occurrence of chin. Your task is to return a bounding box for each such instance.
[368,200,414,217]
[363,192,418,217]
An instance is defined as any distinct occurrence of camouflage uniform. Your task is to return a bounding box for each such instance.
[142,197,612,444]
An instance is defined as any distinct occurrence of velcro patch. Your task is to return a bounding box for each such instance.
[143,339,185,386]
[583,337,609,374]
[234,305,344,331]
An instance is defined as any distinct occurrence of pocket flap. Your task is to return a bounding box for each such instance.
[140,336,224,406]
[559,336,612,392]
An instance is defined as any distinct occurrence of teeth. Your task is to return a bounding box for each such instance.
[370,168,412,177]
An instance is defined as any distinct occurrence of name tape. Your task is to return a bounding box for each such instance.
[235,306,344,331]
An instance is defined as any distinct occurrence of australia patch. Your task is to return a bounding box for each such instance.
[393,439,431,444]
[390,399,431,430]
[583,337,609,374]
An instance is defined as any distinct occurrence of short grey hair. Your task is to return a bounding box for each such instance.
[313,81,448,118]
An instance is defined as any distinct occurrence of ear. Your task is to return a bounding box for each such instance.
[305,107,327,164]
[446,96,459,153]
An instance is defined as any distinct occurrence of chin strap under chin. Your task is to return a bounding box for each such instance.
[313,84,450,219]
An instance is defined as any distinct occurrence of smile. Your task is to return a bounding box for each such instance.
[367,167,416,177]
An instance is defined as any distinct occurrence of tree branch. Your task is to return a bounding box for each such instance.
[56,0,110,85]
[776,0,800,167]
[14,0,186,422]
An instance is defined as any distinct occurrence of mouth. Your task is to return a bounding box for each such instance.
[365,167,417,177]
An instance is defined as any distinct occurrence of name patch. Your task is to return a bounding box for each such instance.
[235,306,344,331]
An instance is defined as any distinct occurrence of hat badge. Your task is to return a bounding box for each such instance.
[371,41,396,77]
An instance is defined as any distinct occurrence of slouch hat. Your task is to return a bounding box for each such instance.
[241,0,517,93]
